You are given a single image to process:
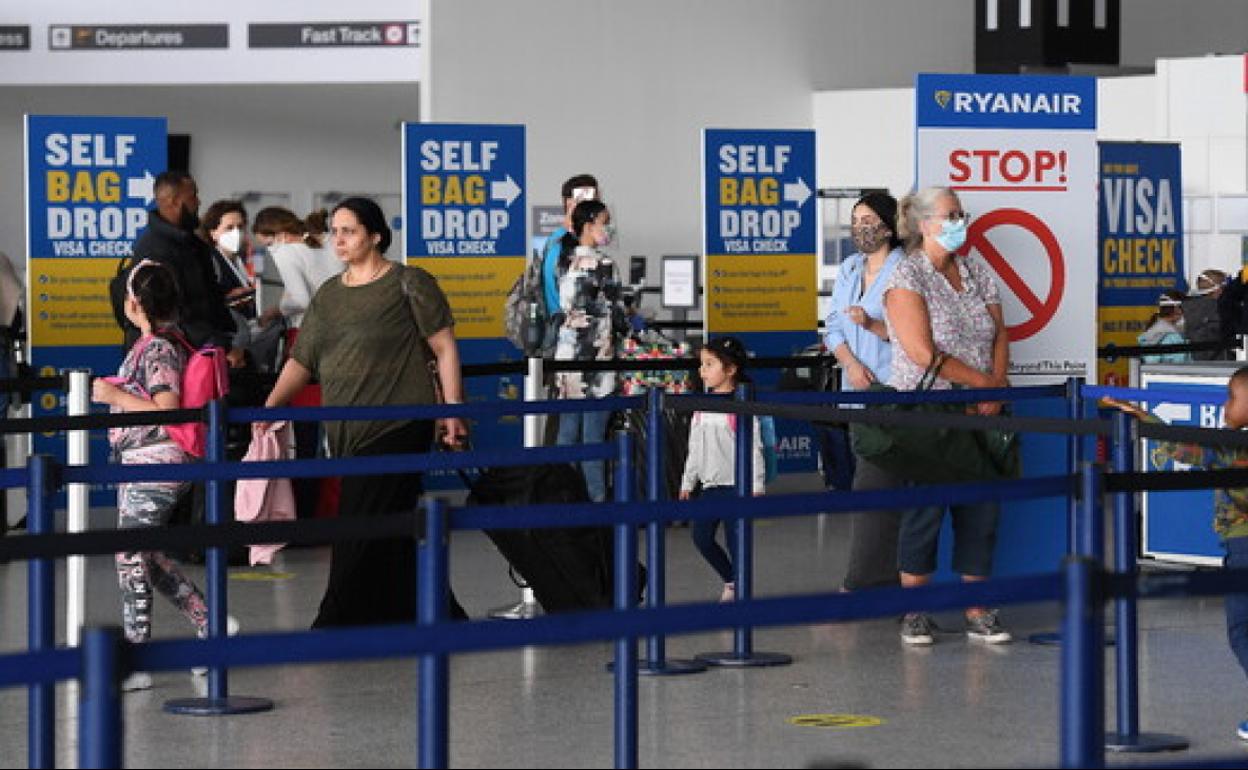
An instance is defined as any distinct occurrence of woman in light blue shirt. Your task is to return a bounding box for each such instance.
[823,192,905,591]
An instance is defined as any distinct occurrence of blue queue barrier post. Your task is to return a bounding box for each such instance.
[79,626,123,770]
[27,453,55,769]
[639,388,706,676]
[418,497,450,770]
[165,398,274,716]
[697,384,791,668]
[613,431,639,770]
[1060,552,1105,769]
[1061,463,1106,768]
[1104,411,1188,753]
[1032,376,1084,646]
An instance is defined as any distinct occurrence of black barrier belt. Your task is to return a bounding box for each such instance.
[1106,568,1248,601]
[670,395,1112,437]
[1098,338,1235,360]
[1135,421,1248,449]
[465,355,833,376]
[0,375,64,394]
[0,407,203,435]
[1105,468,1248,493]
[0,514,421,564]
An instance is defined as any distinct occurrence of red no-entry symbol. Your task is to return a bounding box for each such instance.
[959,208,1064,342]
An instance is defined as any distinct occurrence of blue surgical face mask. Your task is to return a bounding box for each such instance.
[935,217,967,253]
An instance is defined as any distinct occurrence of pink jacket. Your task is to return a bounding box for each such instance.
[234,422,296,565]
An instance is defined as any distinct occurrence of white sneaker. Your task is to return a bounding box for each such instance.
[193,615,241,676]
[120,672,152,692]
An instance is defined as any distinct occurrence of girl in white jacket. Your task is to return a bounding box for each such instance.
[679,336,766,602]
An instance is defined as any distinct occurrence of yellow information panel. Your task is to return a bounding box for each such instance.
[705,253,816,333]
[1097,304,1153,386]
[410,256,524,339]
[787,713,884,729]
[30,257,123,347]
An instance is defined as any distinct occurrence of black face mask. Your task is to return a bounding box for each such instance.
[179,204,200,233]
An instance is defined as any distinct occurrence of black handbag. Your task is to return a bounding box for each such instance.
[848,355,1020,484]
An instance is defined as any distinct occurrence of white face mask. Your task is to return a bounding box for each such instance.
[218,227,242,255]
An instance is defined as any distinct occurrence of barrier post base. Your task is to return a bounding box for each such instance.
[606,658,709,676]
[695,651,792,668]
[1104,731,1189,753]
[163,696,274,716]
[1028,631,1116,647]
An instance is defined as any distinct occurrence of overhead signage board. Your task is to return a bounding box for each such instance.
[0,2,428,84]
[249,21,420,48]
[916,73,1098,382]
[402,122,526,339]
[48,24,228,50]
[0,26,31,50]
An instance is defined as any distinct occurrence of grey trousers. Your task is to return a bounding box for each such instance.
[840,458,903,591]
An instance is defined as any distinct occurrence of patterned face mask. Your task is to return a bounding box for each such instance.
[851,222,891,254]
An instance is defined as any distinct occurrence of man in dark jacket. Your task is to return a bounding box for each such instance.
[128,171,239,363]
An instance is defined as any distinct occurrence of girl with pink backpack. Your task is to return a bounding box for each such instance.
[92,260,226,691]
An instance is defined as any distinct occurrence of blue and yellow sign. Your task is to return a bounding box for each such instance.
[403,123,525,339]
[703,129,816,334]
[25,114,166,497]
[1097,141,1185,385]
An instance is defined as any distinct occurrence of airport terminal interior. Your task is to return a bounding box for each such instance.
[4,1,1248,768]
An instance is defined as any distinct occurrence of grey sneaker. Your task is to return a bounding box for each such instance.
[121,672,152,692]
[965,610,1012,644]
[900,612,935,645]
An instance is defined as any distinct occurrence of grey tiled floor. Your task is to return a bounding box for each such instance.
[2,481,1247,768]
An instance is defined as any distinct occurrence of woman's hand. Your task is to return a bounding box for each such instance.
[91,377,122,406]
[846,305,871,327]
[975,401,1004,416]
[1099,397,1147,419]
[678,490,691,501]
[846,361,876,390]
[437,417,469,448]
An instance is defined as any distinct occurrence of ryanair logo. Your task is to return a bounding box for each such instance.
[934,89,1082,115]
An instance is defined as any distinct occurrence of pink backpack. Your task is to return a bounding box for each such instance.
[124,332,229,458]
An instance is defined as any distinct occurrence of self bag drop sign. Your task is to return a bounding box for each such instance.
[703,129,817,334]
[916,74,1097,381]
[25,115,166,494]
[403,123,525,339]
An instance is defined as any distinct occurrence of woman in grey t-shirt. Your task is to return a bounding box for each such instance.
[883,186,1012,647]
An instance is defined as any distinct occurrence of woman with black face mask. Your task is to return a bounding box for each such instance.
[822,192,905,592]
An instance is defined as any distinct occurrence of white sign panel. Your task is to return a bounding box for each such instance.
[916,74,1098,381]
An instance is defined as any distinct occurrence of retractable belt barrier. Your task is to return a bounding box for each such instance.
[7,381,1248,768]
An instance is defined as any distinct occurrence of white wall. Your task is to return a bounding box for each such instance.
[428,0,974,275]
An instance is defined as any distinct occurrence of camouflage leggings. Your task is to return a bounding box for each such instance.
[115,475,208,644]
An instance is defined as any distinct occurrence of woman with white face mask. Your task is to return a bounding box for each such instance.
[200,200,264,357]
[884,186,1013,648]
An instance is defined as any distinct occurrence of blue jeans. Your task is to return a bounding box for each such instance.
[1225,537,1248,681]
[556,409,610,502]
[897,501,1000,578]
[690,486,740,584]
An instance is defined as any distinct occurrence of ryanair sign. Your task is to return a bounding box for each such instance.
[917,73,1095,131]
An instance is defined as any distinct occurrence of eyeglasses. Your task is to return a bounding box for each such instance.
[928,210,970,224]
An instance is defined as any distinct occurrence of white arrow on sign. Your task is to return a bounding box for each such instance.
[127,170,155,206]
[491,175,522,208]
[1152,402,1192,423]
[783,177,811,208]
